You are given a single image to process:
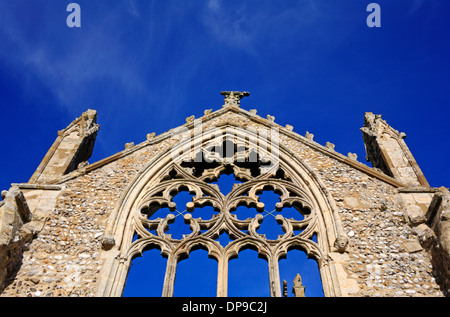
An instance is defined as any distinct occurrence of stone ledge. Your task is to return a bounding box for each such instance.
[397,187,444,194]
[11,184,63,191]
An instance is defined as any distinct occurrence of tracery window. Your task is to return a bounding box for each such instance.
[124,138,324,297]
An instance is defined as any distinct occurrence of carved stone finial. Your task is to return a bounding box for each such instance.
[283,280,288,297]
[146,132,156,141]
[249,109,257,115]
[294,273,302,286]
[221,91,250,108]
[125,142,135,150]
[266,115,275,122]
[285,124,294,131]
[326,142,335,150]
[186,115,195,123]
[204,109,212,115]
[292,273,306,297]
[348,153,358,161]
[305,131,314,141]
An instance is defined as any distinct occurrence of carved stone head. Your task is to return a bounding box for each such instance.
[334,235,349,253]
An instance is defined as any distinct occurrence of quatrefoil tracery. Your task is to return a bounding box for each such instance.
[132,163,318,254]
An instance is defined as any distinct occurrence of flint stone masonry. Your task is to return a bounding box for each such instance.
[0,91,448,297]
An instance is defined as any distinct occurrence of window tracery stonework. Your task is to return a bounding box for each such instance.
[97,129,356,297]
[132,163,320,297]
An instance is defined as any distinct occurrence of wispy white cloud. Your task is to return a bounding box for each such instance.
[201,0,322,56]
[202,0,252,52]
[0,2,151,116]
[127,0,141,18]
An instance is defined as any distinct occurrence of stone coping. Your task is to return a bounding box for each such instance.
[49,105,406,188]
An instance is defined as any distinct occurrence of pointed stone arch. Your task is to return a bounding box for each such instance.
[96,124,357,297]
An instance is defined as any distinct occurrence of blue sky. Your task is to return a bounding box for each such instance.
[1,0,449,297]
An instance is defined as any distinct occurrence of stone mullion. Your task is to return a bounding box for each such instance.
[162,253,178,297]
[216,252,228,297]
[268,253,281,297]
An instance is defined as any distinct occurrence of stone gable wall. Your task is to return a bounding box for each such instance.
[0,113,444,297]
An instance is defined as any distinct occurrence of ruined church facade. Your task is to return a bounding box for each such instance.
[0,91,448,297]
